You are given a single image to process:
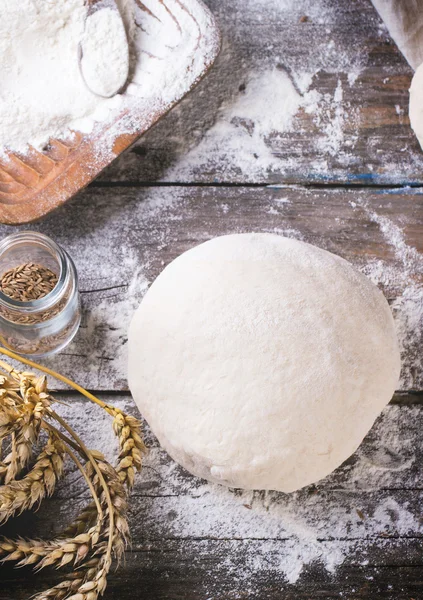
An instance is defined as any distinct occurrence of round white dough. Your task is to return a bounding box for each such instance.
[410,62,423,148]
[128,233,400,493]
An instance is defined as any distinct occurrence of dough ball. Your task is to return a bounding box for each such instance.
[410,62,423,149]
[128,233,400,493]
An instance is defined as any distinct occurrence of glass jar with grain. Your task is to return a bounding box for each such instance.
[0,232,81,357]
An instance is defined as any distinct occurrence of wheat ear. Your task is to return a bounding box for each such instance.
[0,433,65,524]
[0,347,144,599]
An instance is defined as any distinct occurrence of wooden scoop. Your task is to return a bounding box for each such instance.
[79,0,130,98]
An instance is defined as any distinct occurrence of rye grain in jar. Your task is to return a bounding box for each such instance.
[0,232,81,357]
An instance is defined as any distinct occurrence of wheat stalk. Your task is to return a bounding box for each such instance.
[111,409,145,490]
[13,457,129,572]
[32,554,111,600]
[43,411,117,600]
[0,347,145,599]
[0,367,52,483]
[5,429,119,600]
[0,440,132,573]
[0,433,65,524]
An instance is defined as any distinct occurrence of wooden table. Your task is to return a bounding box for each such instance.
[2,0,423,597]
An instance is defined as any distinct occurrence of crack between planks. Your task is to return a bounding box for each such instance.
[80,284,128,294]
[53,487,423,501]
[47,390,423,405]
[88,180,423,191]
[123,534,423,544]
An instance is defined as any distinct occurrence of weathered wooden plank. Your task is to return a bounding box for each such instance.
[18,486,423,545]
[3,398,423,539]
[3,397,423,598]
[3,547,423,600]
[97,0,423,185]
[0,185,419,391]
[43,396,423,497]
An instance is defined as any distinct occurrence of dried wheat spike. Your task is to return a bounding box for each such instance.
[35,558,101,599]
[84,455,130,556]
[110,408,145,489]
[31,456,126,599]
[0,370,52,483]
[0,455,128,572]
[0,537,48,566]
[60,503,98,539]
[0,527,99,570]
[0,355,144,600]
[32,555,111,600]
[0,434,65,524]
[0,387,23,439]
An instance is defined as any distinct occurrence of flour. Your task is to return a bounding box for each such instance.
[0,0,213,155]
[130,0,367,183]
[166,66,361,181]
[350,197,423,391]
[0,0,96,152]
[171,68,304,180]
[0,0,138,152]
[55,397,422,589]
[80,6,130,98]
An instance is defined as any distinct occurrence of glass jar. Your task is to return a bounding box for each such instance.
[0,232,81,358]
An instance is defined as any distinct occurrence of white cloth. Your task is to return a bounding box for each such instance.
[372,0,423,69]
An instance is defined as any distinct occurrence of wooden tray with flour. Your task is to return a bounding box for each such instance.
[0,0,220,225]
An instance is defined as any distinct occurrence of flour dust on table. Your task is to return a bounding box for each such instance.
[122,0,378,184]
[352,196,423,390]
[164,66,360,182]
[56,398,421,587]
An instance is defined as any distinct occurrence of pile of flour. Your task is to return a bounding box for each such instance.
[0,0,200,154]
[80,4,132,98]
[0,0,130,152]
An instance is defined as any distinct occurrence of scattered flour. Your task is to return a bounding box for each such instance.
[226,70,303,135]
[315,80,355,157]
[55,397,422,589]
[392,287,423,389]
[44,257,149,391]
[172,68,304,180]
[166,66,360,180]
[139,0,368,183]
[352,196,423,390]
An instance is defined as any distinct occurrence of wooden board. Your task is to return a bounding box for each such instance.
[0,0,220,224]
[2,395,423,600]
[0,184,419,392]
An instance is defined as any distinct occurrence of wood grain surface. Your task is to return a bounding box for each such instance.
[2,395,423,599]
[0,185,420,392]
[2,0,423,598]
[100,0,423,186]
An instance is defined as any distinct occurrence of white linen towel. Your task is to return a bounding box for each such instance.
[371,0,423,69]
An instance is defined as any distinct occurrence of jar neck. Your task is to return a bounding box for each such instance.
[0,232,71,314]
